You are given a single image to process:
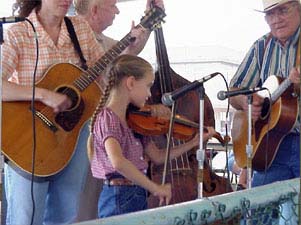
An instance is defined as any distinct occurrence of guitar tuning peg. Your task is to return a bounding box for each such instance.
[156,24,162,29]
[152,23,161,30]
[291,92,298,98]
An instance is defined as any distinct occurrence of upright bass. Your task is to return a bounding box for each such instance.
[147,6,232,207]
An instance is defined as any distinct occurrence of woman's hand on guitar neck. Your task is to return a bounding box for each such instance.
[37,88,72,113]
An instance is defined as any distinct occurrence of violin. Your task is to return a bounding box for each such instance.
[127,108,229,145]
[128,107,233,205]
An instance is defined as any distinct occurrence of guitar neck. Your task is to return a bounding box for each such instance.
[72,33,133,92]
[67,6,165,93]
[65,7,165,92]
[271,78,292,103]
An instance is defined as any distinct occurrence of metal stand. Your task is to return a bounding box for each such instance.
[162,102,177,186]
[197,83,205,199]
[0,22,3,153]
[0,23,4,209]
[296,14,301,225]
[246,95,253,189]
[243,95,254,225]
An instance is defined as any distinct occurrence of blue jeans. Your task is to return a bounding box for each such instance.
[98,184,148,218]
[251,133,299,225]
[252,133,300,187]
[4,122,90,225]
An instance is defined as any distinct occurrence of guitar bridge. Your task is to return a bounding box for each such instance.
[34,110,58,132]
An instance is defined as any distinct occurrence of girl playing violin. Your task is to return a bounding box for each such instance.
[88,54,215,218]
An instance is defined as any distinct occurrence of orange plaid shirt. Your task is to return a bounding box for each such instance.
[2,9,104,85]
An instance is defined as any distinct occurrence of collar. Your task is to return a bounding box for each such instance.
[273,27,300,48]
[27,9,70,48]
[95,32,105,42]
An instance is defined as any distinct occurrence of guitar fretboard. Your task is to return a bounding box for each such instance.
[73,34,133,91]
[271,78,292,103]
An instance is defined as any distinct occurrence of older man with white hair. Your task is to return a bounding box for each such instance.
[73,0,165,221]
[231,0,300,186]
[229,0,300,223]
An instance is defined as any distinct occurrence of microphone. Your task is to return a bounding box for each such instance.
[161,72,219,106]
[0,16,25,23]
[217,87,266,100]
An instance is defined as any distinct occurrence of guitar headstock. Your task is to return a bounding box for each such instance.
[140,6,166,31]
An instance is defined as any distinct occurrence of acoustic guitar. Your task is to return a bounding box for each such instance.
[232,75,298,171]
[1,7,166,177]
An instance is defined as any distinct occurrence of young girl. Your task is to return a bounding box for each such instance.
[88,54,215,218]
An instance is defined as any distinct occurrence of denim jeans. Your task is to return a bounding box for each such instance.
[251,133,299,225]
[4,122,90,225]
[98,184,148,218]
[252,133,300,186]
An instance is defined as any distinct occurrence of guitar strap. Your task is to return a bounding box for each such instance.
[64,17,88,70]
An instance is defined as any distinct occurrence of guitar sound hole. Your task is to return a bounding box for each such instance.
[56,86,79,109]
[55,86,85,132]
[260,97,271,120]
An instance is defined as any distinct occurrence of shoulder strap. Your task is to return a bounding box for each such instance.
[64,17,88,70]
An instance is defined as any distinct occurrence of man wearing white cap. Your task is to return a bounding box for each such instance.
[229,0,300,222]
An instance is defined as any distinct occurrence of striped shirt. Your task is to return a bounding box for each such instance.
[91,107,149,179]
[230,28,299,89]
[2,9,104,85]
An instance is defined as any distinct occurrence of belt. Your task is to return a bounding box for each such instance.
[104,178,135,186]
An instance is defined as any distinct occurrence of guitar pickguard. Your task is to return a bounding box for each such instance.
[254,97,271,141]
[55,99,85,132]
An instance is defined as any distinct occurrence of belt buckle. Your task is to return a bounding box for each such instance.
[106,178,134,186]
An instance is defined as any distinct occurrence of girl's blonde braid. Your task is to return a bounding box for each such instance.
[87,70,116,161]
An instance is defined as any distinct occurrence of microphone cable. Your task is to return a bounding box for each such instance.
[260,89,272,187]
[216,73,233,191]
[25,18,39,225]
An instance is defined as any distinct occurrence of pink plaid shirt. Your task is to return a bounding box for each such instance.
[2,9,104,85]
[91,107,149,179]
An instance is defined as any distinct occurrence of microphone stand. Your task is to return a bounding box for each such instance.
[161,101,177,186]
[197,83,205,199]
[296,18,301,225]
[246,95,253,190]
[0,22,4,202]
[240,95,253,225]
